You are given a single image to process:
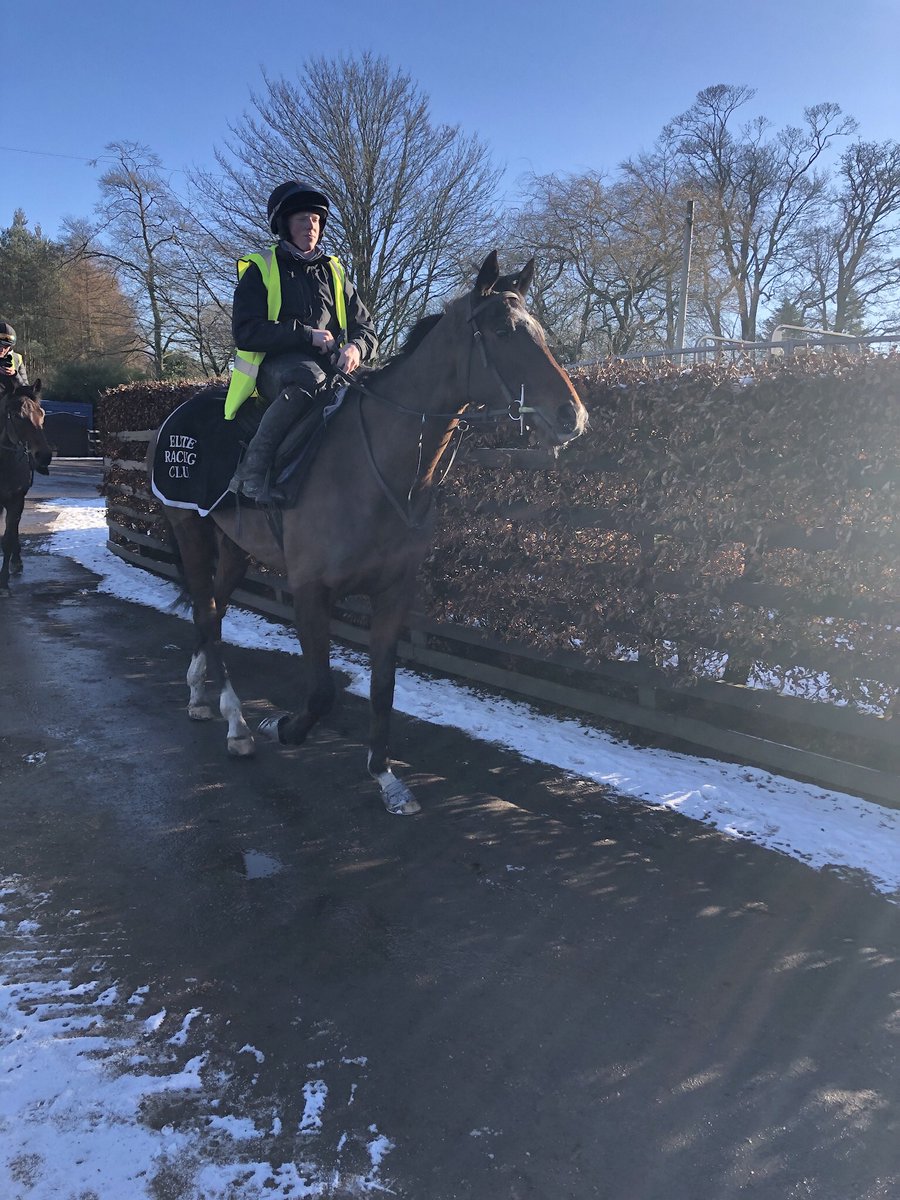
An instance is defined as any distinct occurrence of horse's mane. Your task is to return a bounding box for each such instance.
[20,395,45,426]
[361,312,444,387]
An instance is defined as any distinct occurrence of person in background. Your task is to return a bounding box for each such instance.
[0,321,28,386]
[225,181,378,501]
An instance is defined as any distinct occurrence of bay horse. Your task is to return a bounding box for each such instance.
[159,252,587,814]
[0,378,53,596]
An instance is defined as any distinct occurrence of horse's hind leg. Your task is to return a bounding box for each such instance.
[213,534,254,756]
[170,514,254,757]
[366,581,421,816]
[186,649,215,721]
[187,534,251,721]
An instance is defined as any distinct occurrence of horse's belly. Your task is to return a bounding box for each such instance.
[288,529,427,599]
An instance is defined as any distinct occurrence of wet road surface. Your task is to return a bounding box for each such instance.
[1,467,898,1198]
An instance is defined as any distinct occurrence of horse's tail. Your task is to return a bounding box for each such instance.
[143,430,185,612]
[157,504,211,619]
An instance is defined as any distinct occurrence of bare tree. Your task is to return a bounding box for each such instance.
[504,170,679,359]
[795,140,900,333]
[66,142,185,378]
[192,53,498,352]
[67,142,232,378]
[662,84,857,340]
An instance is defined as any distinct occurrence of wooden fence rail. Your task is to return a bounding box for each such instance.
[101,425,899,807]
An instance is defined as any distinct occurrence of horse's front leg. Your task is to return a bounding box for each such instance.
[264,582,335,747]
[366,582,421,816]
[0,495,24,596]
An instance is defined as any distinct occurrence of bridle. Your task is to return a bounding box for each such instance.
[465,290,540,434]
[340,291,540,528]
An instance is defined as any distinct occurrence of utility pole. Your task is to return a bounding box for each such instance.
[673,199,694,362]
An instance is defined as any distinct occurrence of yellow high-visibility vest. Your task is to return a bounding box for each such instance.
[224,245,348,420]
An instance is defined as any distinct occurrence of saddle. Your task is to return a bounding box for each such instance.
[150,384,346,514]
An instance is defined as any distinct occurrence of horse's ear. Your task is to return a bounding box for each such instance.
[33,378,42,393]
[514,258,535,298]
[474,251,500,296]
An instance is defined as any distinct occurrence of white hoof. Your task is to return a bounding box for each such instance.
[188,704,215,721]
[227,735,256,758]
[380,773,421,816]
[257,714,288,744]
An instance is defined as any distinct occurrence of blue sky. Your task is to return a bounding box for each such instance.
[7,0,900,238]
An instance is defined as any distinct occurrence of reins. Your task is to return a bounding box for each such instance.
[334,291,537,528]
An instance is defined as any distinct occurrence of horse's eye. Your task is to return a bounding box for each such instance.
[494,326,511,338]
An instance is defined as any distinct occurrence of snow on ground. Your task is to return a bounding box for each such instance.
[36,499,900,900]
[1,497,897,1199]
[0,879,398,1199]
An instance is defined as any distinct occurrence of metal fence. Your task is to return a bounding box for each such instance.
[573,333,900,371]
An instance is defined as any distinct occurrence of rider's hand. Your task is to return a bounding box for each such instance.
[335,343,361,374]
[310,329,335,354]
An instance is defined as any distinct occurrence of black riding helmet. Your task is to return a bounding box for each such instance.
[0,320,16,346]
[266,181,330,238]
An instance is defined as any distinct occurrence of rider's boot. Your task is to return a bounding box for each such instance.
[229,388,311,502]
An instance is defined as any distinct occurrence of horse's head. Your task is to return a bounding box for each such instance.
[459,251,587,449]
[1,378,53,473]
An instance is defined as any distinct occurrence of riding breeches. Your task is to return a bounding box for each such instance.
[257,352,327,405]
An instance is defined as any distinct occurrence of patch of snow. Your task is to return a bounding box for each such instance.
[299,1081,328,1134]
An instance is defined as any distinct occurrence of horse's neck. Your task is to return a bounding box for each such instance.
[364,315,466,482]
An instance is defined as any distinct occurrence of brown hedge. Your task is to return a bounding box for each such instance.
[98,355,900,714]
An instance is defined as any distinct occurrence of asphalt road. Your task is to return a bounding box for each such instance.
[1,462,898,1198]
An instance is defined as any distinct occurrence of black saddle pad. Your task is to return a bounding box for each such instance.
[151,386,253,515]
[150,383,349,514]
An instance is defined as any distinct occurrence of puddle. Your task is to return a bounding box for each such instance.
[240,850,284,879]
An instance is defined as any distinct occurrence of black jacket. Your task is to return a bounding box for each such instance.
[231,244,378,363]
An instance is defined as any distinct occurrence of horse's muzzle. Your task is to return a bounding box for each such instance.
[557,400,587,438]
[35,453,52,474]
[539,399,587,447]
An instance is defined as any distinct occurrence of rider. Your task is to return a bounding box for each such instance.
[0,321,28,386]
[226,181,378,501]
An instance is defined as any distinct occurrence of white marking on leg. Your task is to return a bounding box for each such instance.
[369,761,421,816]
[186,651,214,720]
[221,680,255,756]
